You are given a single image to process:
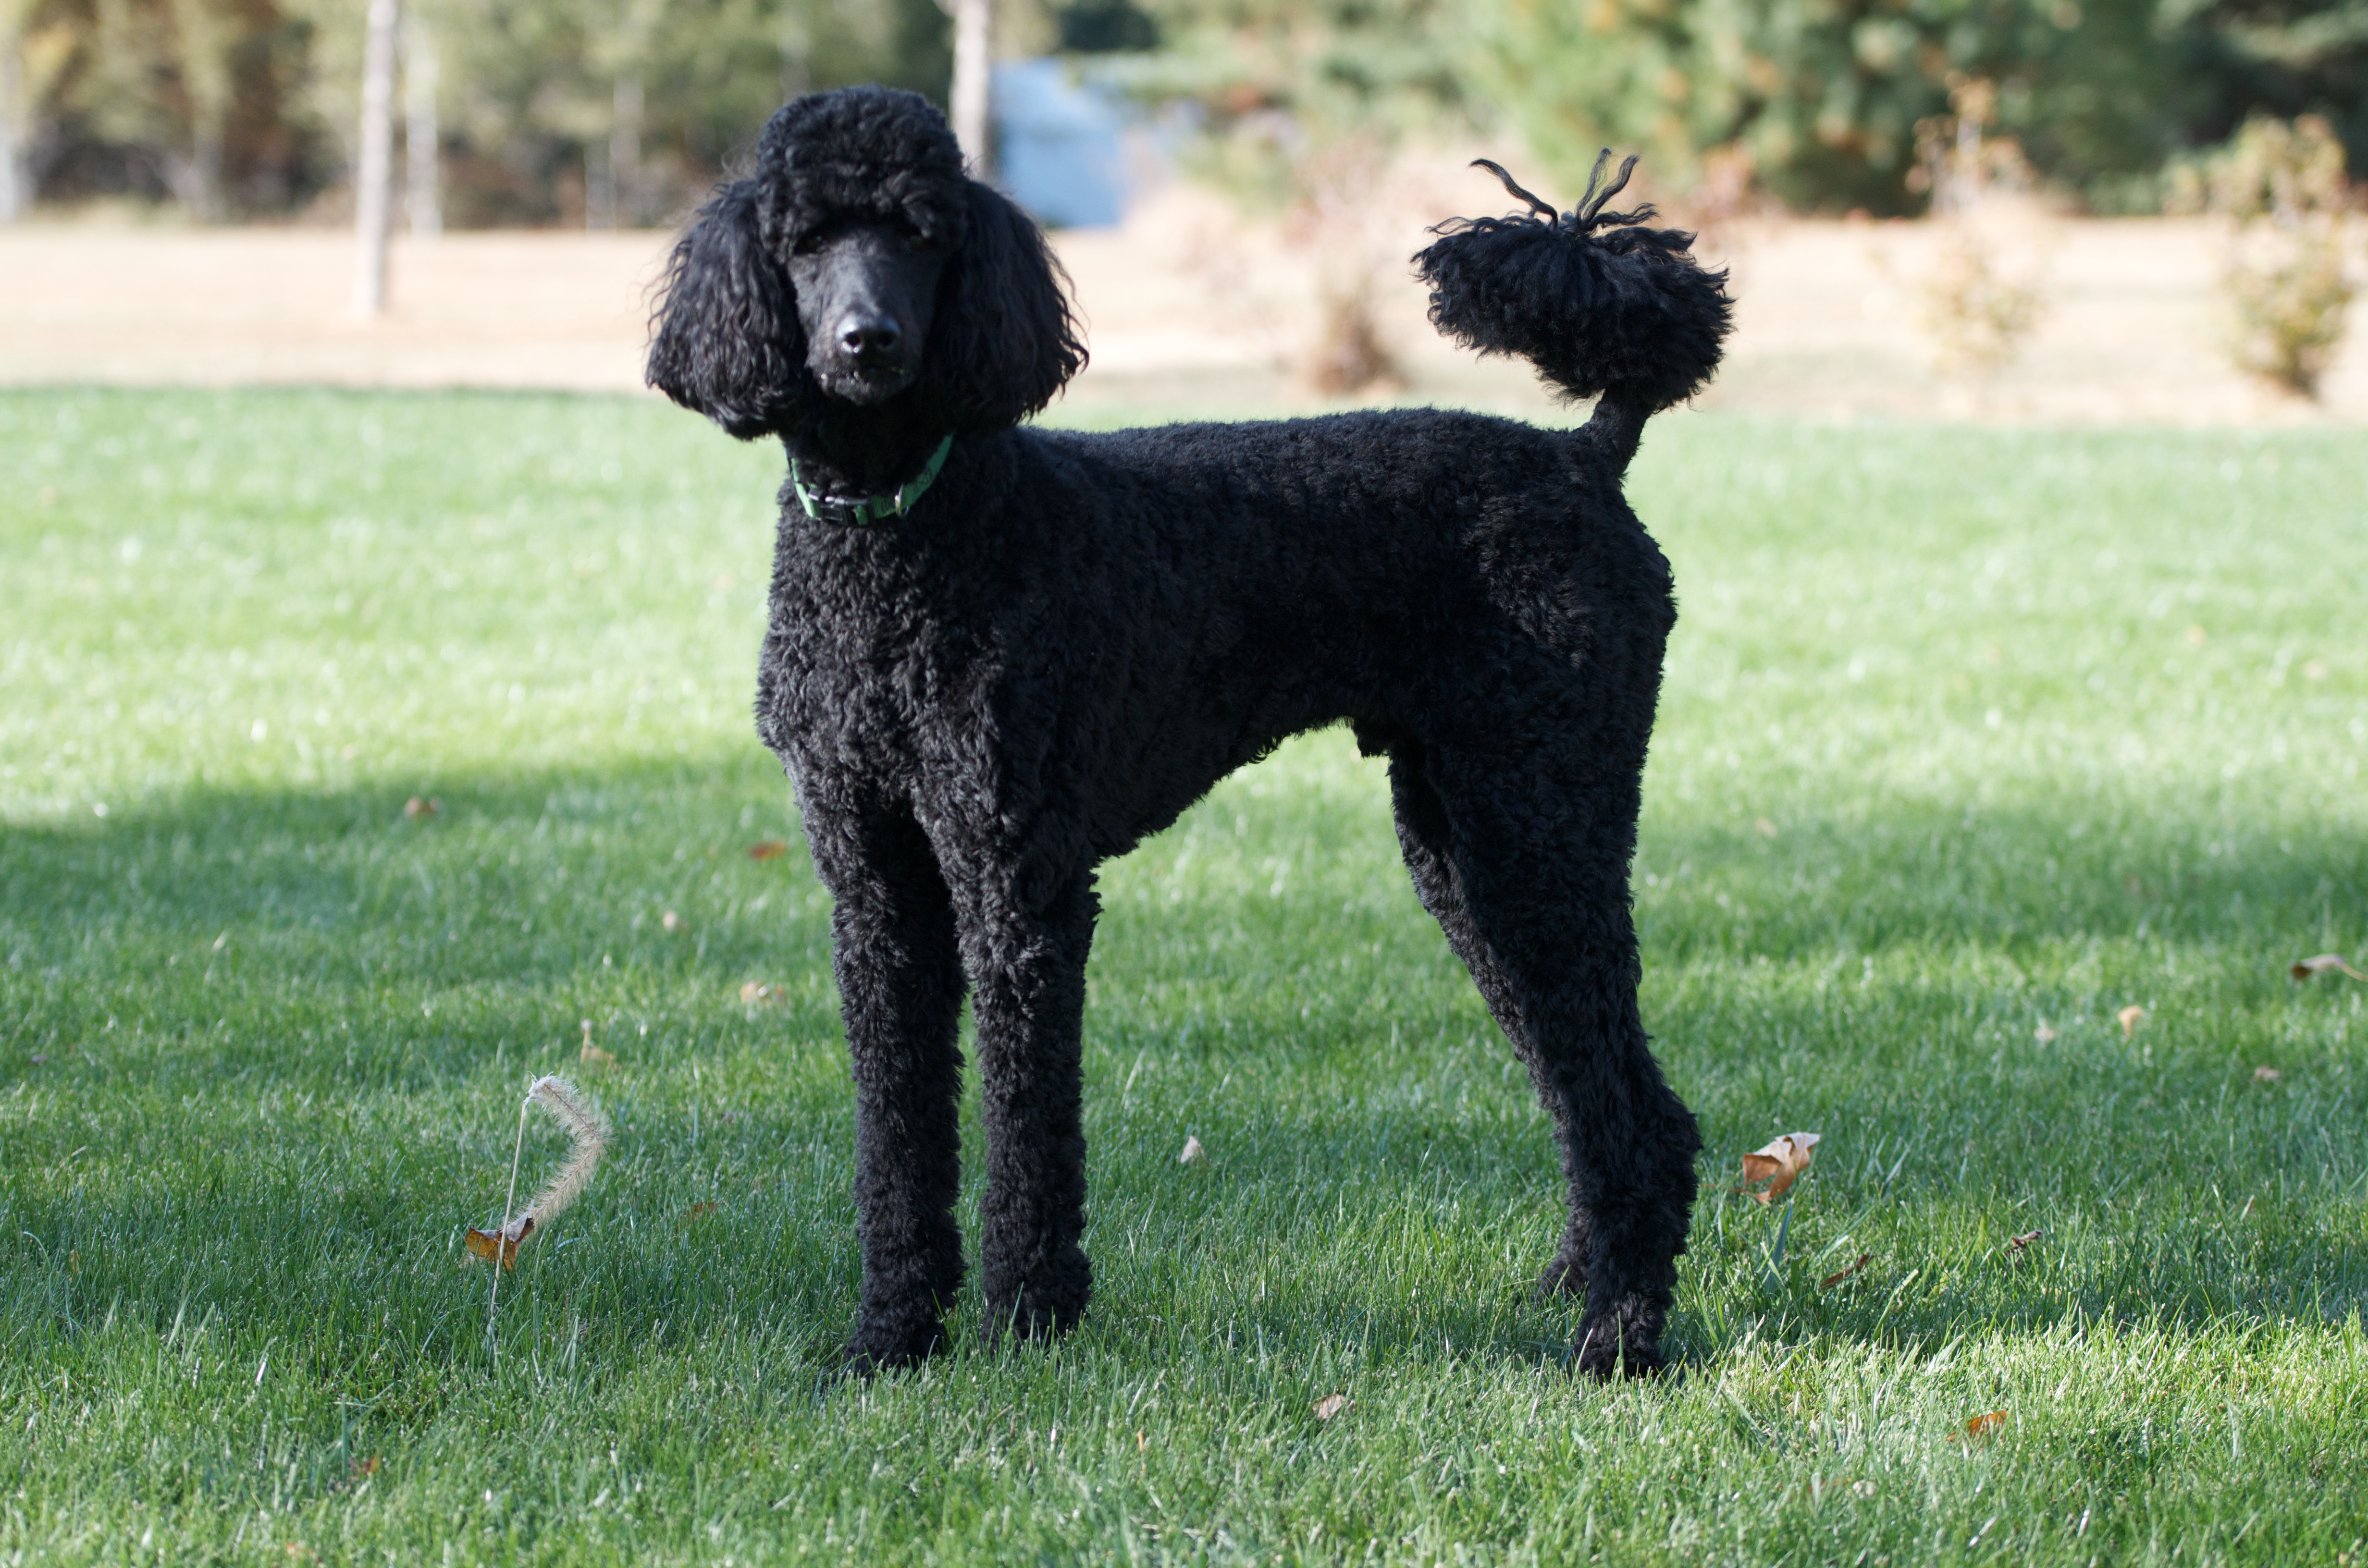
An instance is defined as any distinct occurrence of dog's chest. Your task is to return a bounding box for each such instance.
[753,531,999,773]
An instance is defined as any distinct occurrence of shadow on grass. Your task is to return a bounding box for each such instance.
[3,759,2365,1374]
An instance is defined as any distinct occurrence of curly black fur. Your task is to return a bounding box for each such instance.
[1415,156,1732,413]
[649,86,1084,447]
[648,88,1722,1379]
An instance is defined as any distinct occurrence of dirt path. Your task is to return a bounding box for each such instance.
[5,207,2361,424]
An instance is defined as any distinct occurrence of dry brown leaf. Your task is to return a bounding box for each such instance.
[1313,1394,1351,1421]
[1739,1132,1820,1203]
[351,1456,380,1478]
[1754,817,1779,839]
[580,1043,615,1067]
[661,910,685,933]
[464,1215,534,1269]
[748,839,789,861]
[402,796,439,819]
[1179,1135,1205,1165]
[2184,625,2207,646]
[1953,1409,2009,1442]
[2290,953,2368,982]
[2033,1023,2057,1043]
[684,1201,719,1223]
[2117,1005,2146,1037]
[1819,1252,1872,1290]
[2253,1065,2282,1083]
[2005,1228,2043,1254]
[740,980,787,1005]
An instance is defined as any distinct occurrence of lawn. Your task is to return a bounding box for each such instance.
[2,387,2365,1565]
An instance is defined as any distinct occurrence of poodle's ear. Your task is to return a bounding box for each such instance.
[919,180,1086,431]
[646,181,808,438]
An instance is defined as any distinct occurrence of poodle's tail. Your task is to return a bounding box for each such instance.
[1413,152,1732,468]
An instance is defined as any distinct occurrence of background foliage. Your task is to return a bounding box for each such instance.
[2,0,2361,222]
[1472,0,2368,213]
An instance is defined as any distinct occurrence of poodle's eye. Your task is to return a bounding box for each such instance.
[790,234,824,256]
[900,231,930,253]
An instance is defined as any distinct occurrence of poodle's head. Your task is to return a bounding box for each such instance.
[647,86,1085,441]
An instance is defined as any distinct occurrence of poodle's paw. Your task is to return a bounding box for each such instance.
[982,1248,1092,1342]
[1536,1247,1590,1298]
[1570,1309,1668,1380]
[844,1310,949,1375]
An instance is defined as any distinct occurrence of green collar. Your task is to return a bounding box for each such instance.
[789,435,954,527]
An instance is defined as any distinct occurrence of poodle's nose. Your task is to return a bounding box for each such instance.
[837,313,902,358]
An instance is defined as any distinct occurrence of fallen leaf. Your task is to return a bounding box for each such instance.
[1754,817,1778,839]
[351,1456,380,1478]
[2289,953,2368,982]
[1739,1132,1820,1203]
[2184,624,2208,646]
[2303,660,2328,681]
[2034,1023,2057,1043]
[1313,1394,1351,1421]
[2117,1005,2146,1037]
[2253,1065,2281,1083]
[1136,1431,1147,1452]
[740,980,787,1004]
[1179,1134,1204,1165]
[464,1215,534,1269]
[748,839,789,861]
[580,1042,615,1067]
[1953,1409,2009,1442]
[684,1201,719,1223]
[661,910,685,933]
[403,796,439,819]
[2005,1228,2043,1254]
[1820,1252,1872,1290]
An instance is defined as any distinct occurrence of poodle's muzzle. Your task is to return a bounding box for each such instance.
[787,224,948,405]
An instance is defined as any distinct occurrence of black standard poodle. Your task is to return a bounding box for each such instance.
[647,86,1732,1377]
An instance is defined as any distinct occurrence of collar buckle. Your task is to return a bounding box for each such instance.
[790,435,956,528]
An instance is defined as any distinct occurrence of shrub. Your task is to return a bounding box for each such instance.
[2176,116,2358,398]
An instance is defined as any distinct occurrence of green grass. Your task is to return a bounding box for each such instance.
[3,387,2366,1565]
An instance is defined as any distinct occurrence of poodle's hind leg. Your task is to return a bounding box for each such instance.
[958,872,1098,1342]
[811,808,970,1372]
[1385,736,1700,1377]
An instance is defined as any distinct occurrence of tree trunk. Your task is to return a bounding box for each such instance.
[0,21,26,223]
[403,15,439,238]
[353,0,398,316]
[611,72,641,228]
[949,0,992,176]
[166,0,230,220]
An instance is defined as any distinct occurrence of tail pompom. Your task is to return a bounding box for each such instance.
[1414,153,1732,412]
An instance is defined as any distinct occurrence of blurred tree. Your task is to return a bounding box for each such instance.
[25,0,322,215]
[12,0,953,221]
[1467,0,2366,213]
[1110,0,1470,389]
[2174,111,2356,393]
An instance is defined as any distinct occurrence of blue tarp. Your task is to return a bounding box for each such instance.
[993,59,1131,230]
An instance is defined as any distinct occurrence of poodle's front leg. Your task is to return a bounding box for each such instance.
[812,810,969,1372]
[959,873,1098,1340]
